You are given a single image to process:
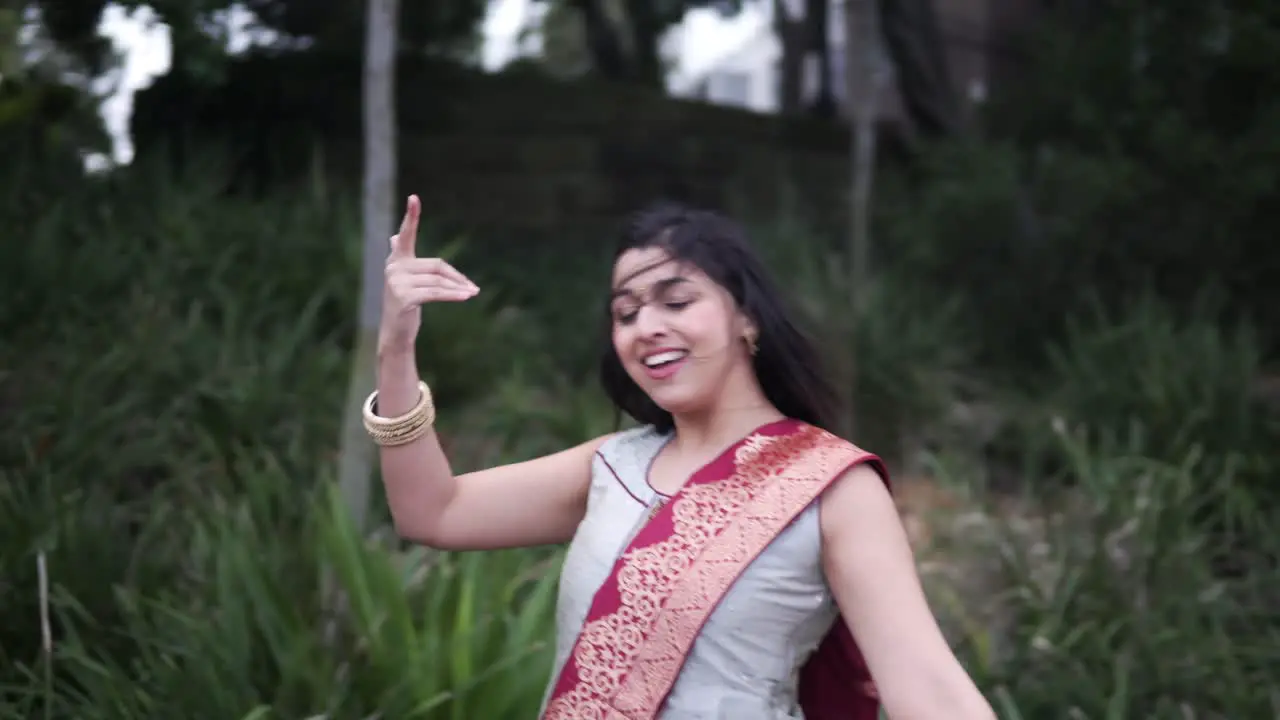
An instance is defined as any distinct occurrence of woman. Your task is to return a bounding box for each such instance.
[368,195,996,720]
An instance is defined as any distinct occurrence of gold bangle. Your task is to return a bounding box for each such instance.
[362,381,436,447]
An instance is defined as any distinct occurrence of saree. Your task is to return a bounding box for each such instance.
[542,418,888,720]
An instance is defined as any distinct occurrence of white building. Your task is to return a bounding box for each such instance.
[666,5,780,112]
[667,0,1007,120]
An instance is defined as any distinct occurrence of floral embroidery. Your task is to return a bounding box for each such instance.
[542,423,869,720]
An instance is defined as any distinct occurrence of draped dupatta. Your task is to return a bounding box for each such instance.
[542,419,887,720]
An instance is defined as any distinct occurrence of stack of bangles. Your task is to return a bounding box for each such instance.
[362,381,436,446]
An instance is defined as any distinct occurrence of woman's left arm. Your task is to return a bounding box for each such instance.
[819,463,996,720]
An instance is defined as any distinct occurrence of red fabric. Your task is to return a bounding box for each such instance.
[798,621,881,720]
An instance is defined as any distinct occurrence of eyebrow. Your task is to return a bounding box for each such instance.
[610,275,691,301]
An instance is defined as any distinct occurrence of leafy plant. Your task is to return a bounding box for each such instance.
[756,216,980,459]
[3,462,558,719]
[0,153,563,718]
[929,426,1280,719]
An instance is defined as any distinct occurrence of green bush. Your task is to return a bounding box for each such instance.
[0,155,563,718]
[874,136,1280,375]
[1042,293,1274,470]
[749,209,981,460]
[3,147,1276,719]
[929,427,1280,719]
[988,292,1280,533]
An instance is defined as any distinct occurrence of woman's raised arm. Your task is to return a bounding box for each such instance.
[372,195,609,551]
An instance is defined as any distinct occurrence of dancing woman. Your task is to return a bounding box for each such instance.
[368,196,996,720]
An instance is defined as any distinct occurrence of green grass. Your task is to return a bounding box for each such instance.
[2,152,1276,719]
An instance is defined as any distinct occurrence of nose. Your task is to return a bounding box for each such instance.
[633,304,667,339]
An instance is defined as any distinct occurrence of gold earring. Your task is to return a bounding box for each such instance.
[744,330,759,356]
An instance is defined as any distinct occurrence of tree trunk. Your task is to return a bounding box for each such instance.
[621,0,665,88]
[338,0,400,534]
[0,1,22,80]
[571,0,630,80]
[774,0,807,114]
[843,0,884,439]
[877,0,960,138]
[806,0,837,118]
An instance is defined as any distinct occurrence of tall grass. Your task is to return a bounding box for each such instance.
[2,465,560,719]
[0,155,570,718]
[926,428,1280,719]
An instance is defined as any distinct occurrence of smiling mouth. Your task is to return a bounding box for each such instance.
[642,350,689,369]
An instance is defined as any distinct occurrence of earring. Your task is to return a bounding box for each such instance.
[744,329,759,356]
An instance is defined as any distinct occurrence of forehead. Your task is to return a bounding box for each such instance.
[612,246,706,291]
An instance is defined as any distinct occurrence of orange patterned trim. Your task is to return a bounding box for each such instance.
[543,424,867,719]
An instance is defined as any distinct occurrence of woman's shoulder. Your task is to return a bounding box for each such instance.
[788,420,875,453]
[594,424,670,472]
[598,423,668,452]
[784,421,889,483]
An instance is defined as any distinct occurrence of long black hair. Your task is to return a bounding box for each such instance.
[598,201,841,434]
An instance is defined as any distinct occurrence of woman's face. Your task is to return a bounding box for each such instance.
[609,246,753,416]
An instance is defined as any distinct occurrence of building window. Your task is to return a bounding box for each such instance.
[706,70,752,107]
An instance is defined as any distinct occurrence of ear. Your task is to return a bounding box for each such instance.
[735,310,759,349]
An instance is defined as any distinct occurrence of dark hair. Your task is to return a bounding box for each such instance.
[598,201,841,434]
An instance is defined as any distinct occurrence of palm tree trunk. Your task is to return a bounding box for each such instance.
[338,0,400,534]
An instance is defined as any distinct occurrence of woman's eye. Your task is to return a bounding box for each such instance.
[665,300,692,311]
[614,308,639,324]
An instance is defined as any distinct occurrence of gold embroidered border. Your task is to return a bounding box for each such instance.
[613,431,862,715]
[542,424,866,720]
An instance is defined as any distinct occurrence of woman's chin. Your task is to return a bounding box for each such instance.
[645,388,707,419]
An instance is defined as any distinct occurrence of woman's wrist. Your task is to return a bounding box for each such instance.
[377,336,416,359]
[375,339,422,416]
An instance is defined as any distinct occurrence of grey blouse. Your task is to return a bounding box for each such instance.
[542,426,840,719]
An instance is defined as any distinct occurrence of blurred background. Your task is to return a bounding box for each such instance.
[2,1,1278,717]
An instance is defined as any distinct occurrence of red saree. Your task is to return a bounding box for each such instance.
[542,419,888,720]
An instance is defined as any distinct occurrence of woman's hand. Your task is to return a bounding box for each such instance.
[379,194,479,352]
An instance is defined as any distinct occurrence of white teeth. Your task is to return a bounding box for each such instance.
[643,350,687,367]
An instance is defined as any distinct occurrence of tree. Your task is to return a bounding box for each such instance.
[0,2,20,79]
[0,1,118,162]
[842,0,887,437]
[532,0,746,86]
[876,0,960,138]
[806,0,836,117]
[337,0,400,533]
[773,0,807,114]
[239,0,486,56]
[773,0,837,118]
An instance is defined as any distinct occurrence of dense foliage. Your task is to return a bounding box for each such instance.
[2,4,1278,716]
[1,138,1275,717]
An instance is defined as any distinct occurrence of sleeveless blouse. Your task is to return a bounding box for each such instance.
[542,426,842,719]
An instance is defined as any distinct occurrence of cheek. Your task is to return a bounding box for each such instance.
[611,326,634,362]
[675,305,732,349]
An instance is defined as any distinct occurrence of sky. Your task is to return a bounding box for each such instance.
[95,0,767,164]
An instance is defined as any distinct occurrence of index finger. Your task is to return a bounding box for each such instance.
[392,195,421,257]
